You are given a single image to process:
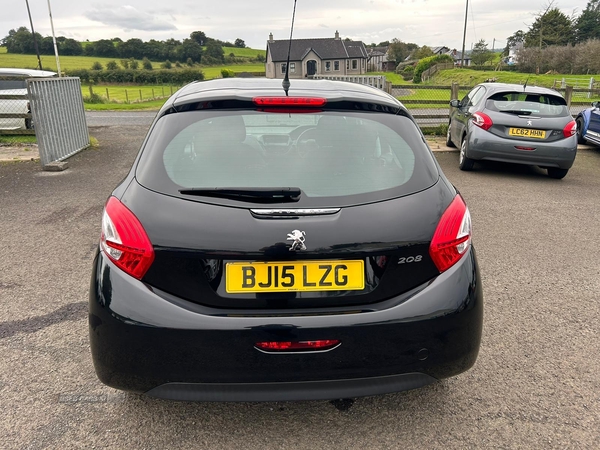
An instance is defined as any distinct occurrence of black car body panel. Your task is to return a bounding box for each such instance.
[89,78,483,401]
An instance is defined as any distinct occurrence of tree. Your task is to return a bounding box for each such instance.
[471,39,494,65]
[190,31,208,46]
[2,27,43,54]
[412,45,434,60]
[575,0,600,42]
[94,39,118,57]
[105,60,118,70]
[91,61,103,70]
[205,40,224,62]
[142,57,153,70]
[524,2,576,48]
[505,30,525,54]
[178,38,203,63]
[387,39,410,64]
[129,58,139,70]
[60,38,83,56]
[161,60,172,69]
[234,38,246,48]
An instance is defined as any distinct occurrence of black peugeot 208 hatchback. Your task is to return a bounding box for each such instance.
[89,78,483,401]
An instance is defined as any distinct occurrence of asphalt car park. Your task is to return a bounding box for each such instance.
[1,123,599,448]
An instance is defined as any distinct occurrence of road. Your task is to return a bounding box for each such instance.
[1,124,599,449]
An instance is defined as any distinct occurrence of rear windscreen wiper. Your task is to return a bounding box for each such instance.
[500,110,534,116]
[178,187,302,203]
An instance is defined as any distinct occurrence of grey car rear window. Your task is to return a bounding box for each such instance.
[136,110,439,207]
[486,91,569,117]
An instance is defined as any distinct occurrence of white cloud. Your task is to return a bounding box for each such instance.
[84,5,177,32]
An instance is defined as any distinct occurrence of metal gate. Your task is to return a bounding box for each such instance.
[27,77,89,167]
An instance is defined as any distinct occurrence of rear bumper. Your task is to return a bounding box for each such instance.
[468,127,577,169]
[89,249,483,401]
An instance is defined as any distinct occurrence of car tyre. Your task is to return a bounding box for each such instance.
[576,118,586,145]
[547,168,569,179]
[459,138,475,171]
[446,123,455,148]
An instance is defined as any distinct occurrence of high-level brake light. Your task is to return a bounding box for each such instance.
[253,97,327,107]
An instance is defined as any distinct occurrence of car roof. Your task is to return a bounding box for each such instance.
[163,78,403,112]
[477,82,563,97]
[0,68,57,77]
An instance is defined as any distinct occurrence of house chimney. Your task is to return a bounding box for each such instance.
[268,33,274,43]
[334,30,340,40]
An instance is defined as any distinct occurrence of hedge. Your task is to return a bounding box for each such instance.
[64,68,205,84]
[413,54,454,83]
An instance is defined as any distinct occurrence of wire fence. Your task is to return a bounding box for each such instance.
[84,84,182,104]
[0,75,33,139]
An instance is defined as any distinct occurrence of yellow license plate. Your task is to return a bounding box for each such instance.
[509,128,546,139]
[226,260,365,293]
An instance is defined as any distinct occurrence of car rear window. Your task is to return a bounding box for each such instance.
[0,79,27,90]
[135,110,439,207]
[485,91,569,117]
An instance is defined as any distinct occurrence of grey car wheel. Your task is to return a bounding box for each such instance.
[459,138,475,171]
[576,118,586,145]
[446,122,455,148]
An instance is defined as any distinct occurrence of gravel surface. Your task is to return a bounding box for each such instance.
[1,125,599,449]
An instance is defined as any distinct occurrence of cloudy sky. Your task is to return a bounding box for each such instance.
[1,0,585,50]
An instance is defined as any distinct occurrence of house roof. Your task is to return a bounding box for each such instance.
[447,50,471,61]
[430,46,450,54]
[267,38,368,62]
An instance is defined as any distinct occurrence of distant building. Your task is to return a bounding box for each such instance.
[430,46,451,56]
[367,47,396,72]
[447,49,472,66]
[265,31,368,79]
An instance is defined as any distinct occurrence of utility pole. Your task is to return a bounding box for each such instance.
[461,0,469,67]
[492,38,495,52]
[25,0,43,71]
[46,0,61,76]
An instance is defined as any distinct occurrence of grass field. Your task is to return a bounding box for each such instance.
[0,46,264,72]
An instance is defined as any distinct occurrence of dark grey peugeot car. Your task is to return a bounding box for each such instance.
[447,83,577,178]
[89,78,483,401]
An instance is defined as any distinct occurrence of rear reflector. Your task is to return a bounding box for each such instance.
[563,120,577,138]
[429,195,472,273]
[253,97,327,107]
[101,197,154,280]
[255,340,341,352]
[515,146,536,151]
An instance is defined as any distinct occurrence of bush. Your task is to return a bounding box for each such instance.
[255,54,265,63]
[91,61,103,71]
[161,60,173,69]
[106,60,119,70]
[175,61,182,68]
[413,54,453,83]
[186,58,194,67]
[142,57,153,70]
[82,92,106,104]
[65,68,205,84]
[129,58,139,70]
[120,59,130,69]
[221,68,235,78]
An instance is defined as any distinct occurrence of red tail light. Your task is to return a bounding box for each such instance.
[255,340,341,352]
[429,195,472,273]
[253,97,327,107]
[100,197,154,280]
[563,120,577,138]
[472,112,493,131]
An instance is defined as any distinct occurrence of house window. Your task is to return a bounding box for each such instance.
[289,62,295,73]
[352,59,358,70]
[281,63,287,74]
[325,61,331,72]
[334,61,340,71]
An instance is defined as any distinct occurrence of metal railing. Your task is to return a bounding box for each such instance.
[313,75,392,93]
[27,77,90,167]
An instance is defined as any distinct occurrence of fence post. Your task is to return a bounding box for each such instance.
[105,88,109,101]
[588,77,594,99]
[564,86,573,107]
[451,82,459,100]
[88,85,94,97]
[125,90,129,104]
